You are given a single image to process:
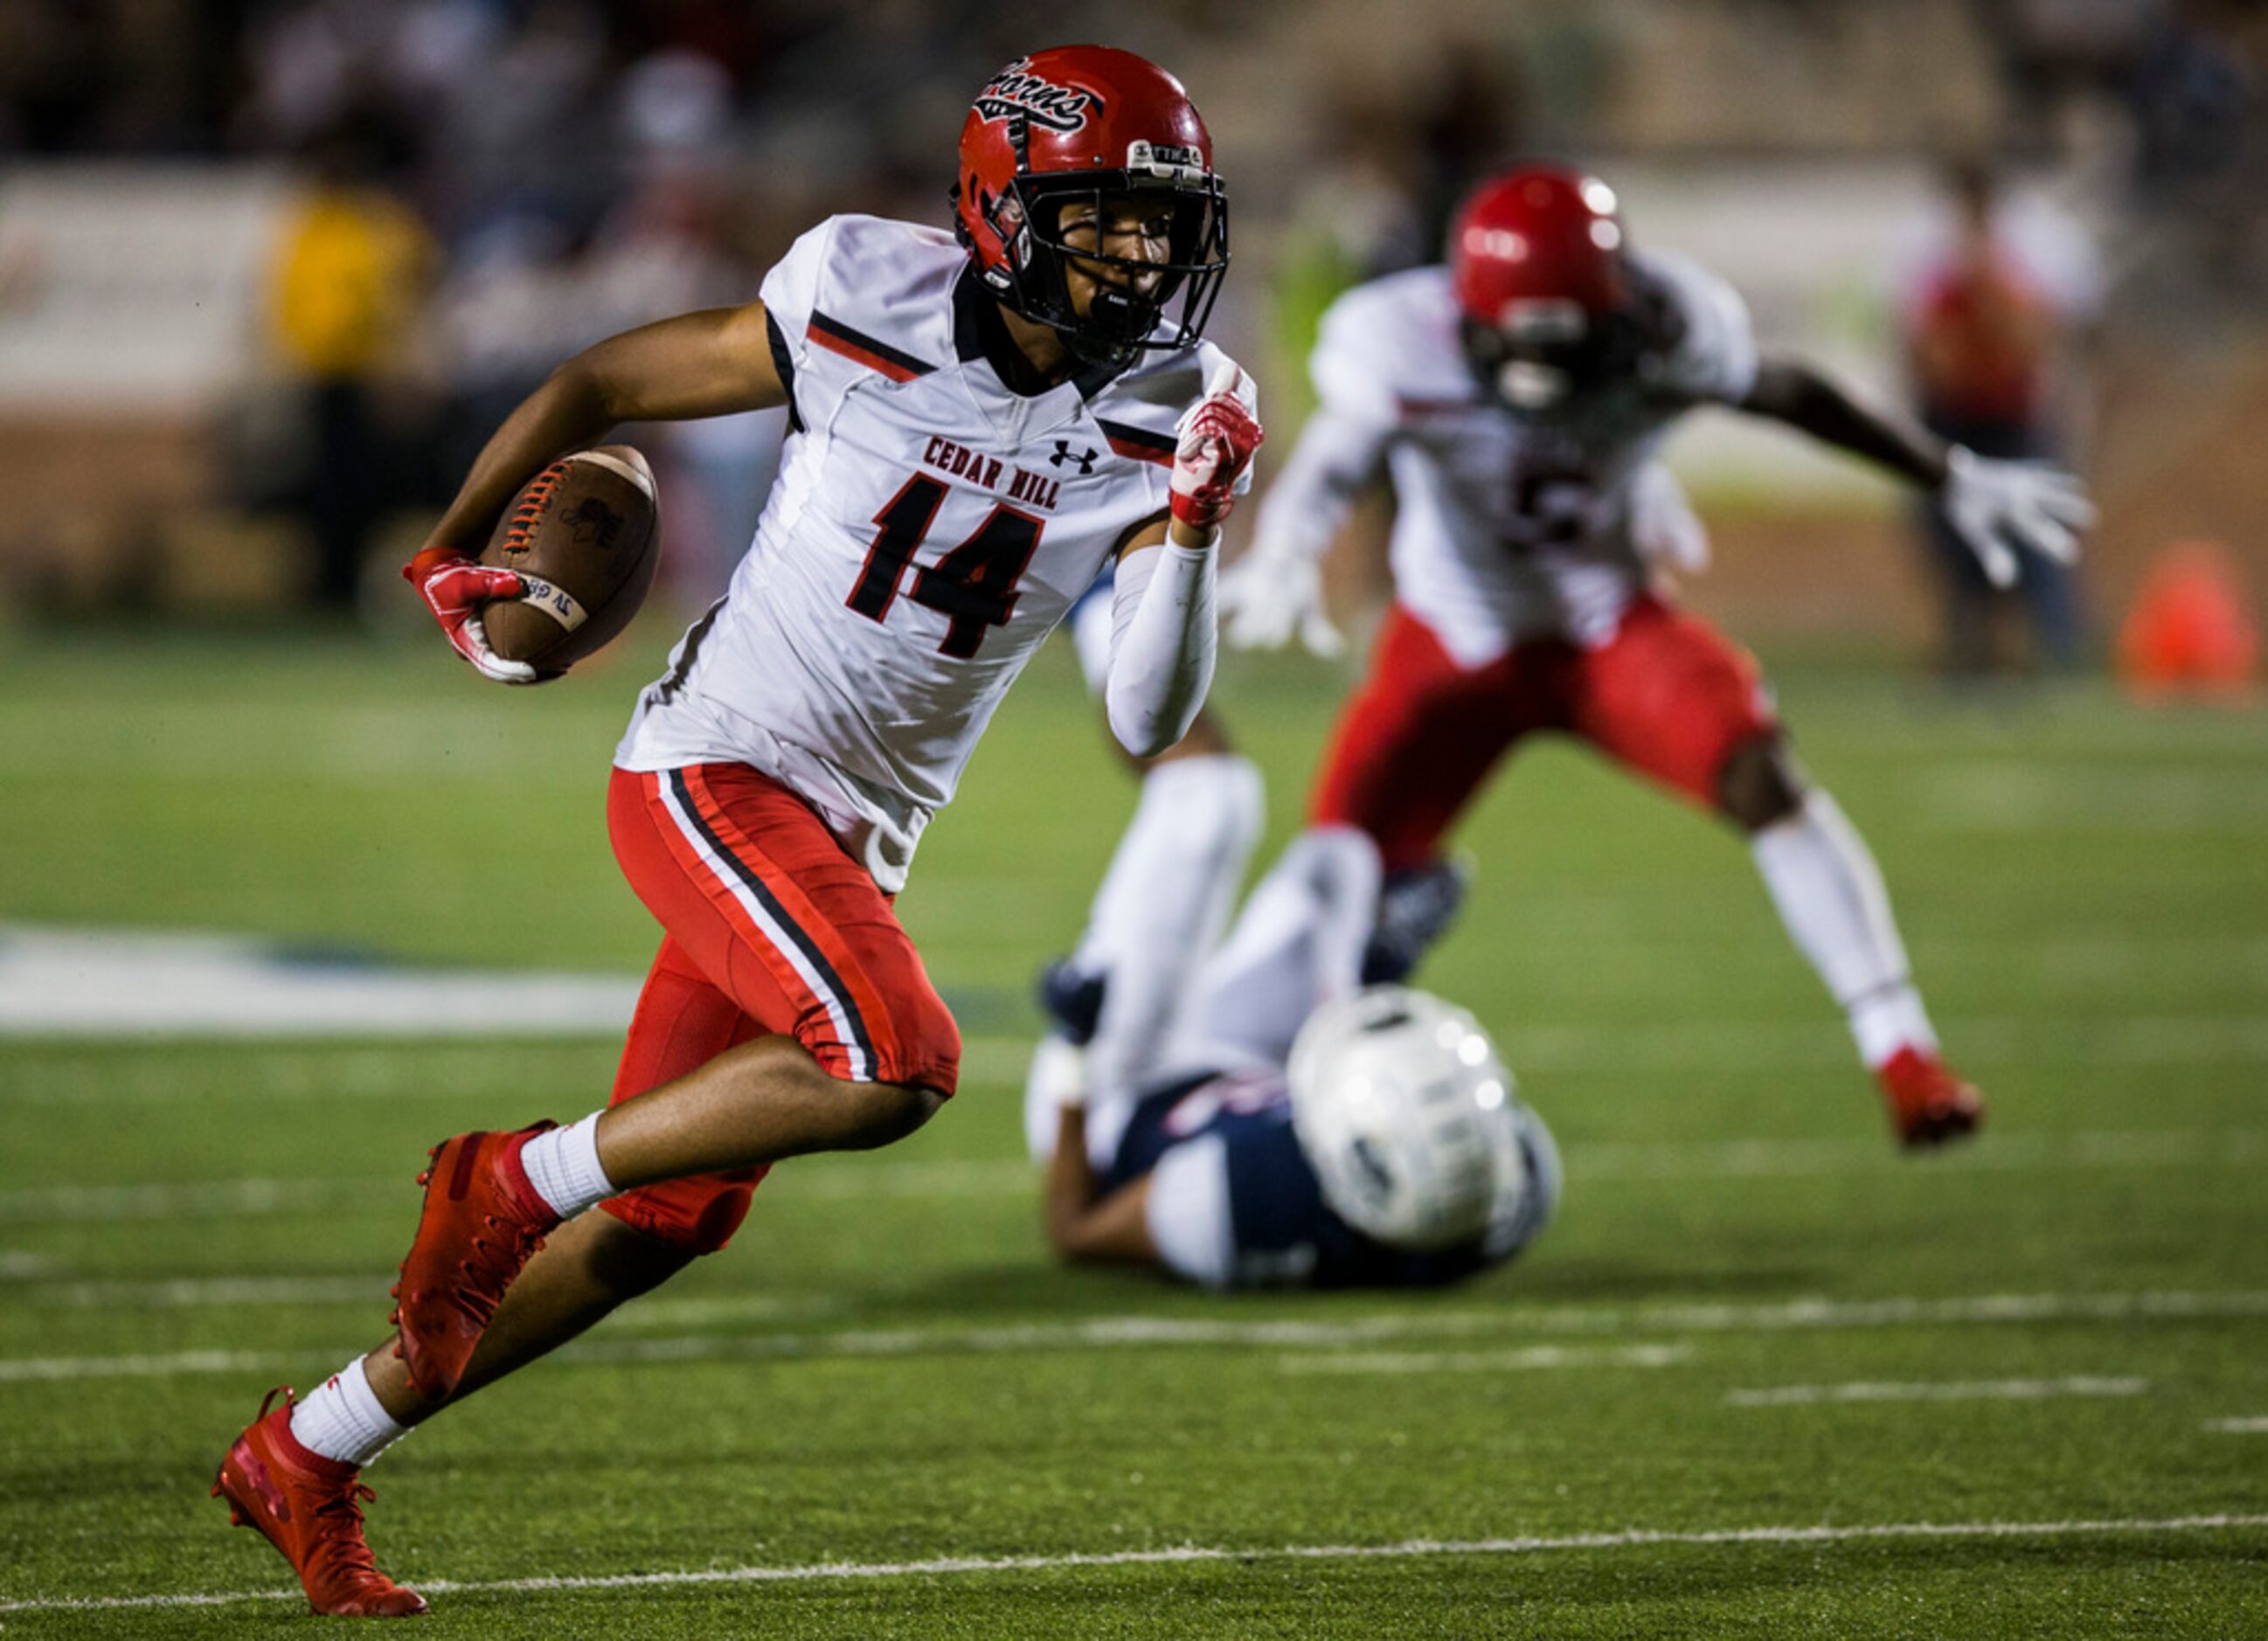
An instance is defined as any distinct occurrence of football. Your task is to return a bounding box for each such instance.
[478,445,661,679]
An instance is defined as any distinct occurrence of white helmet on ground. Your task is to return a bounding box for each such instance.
[1285,986,1556,1252]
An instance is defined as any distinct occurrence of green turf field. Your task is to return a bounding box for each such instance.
[3,622,2265,1637]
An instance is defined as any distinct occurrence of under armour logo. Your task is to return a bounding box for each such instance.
[1050,441,1099,474]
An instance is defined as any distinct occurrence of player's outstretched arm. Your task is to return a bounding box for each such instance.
[1044,1104,1161,1267]
[406,302,789,681]
[1738,357,2093,588]
[1738,357,1950,488]
[1103,364,1263,758]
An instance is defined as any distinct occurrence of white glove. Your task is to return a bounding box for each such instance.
[1629,463,1710,575]
[1942,447,2094,591]
[1218,548,1345,657]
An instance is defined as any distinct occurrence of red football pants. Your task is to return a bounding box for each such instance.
[598,763,961,1252]
[1311,598,1779,871]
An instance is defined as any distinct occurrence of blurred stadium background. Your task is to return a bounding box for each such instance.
[3,0,2265,657]
[5,3,2268,1633]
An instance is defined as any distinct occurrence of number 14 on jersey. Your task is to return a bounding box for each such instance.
[846,474,1044,660]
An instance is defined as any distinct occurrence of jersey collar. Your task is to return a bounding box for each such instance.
[952,266,1125,402]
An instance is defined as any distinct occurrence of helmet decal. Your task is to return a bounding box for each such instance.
[953,45,1230,370]
[973,57,1100,135]
[1126,140,1207,182]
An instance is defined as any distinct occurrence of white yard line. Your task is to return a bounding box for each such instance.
[1918,765,2268,834]
[31,1276,385,1309]
[6,929,2268,1070]
[0,1349,275,1383]
[4,1290,2265,1381]
[1497,1017,2268,1077]
[0,1043,597,1106]
[1572,1127,2268,1181]
[0,1178,343,1222]
[3,1513,2266,1616]
[1726,1375,2148,1408]
[2204,1416,2268,1434]
[8,1125,2263,1228]
[1278,1343,1692,1374]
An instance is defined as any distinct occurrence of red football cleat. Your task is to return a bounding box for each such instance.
[1876,1046,1984,1148]
[212,1387,427,1618]
[392,1124,559,1400]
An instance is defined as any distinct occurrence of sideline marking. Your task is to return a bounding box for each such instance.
[4,1290,2266,1381]
[4,1513,2267,1615]
[1727,1375,2147,1408]
[0,925,639,1039]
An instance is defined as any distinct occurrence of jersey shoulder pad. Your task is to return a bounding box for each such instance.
[1630,246,1758,405]
[764,215,960,390]
[1106,337,1254,419]
[1312,267,1470,424]
[1092,340,1257,492]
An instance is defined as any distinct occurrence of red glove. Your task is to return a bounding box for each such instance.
[1169,362,1264,535]
[403,545,537,684]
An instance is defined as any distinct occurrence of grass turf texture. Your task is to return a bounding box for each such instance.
[3,621,2266,1636]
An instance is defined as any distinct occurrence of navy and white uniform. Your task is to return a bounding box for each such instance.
[1099,1065,1557,1290]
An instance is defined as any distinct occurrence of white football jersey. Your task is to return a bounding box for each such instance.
[617,215,1251,890]
[1274,249,1755,662]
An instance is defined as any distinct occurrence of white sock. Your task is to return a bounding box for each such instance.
[1074,754,1264,1097]
[517,1112,614,1219]
[1750,790,1939,1070]
[1183,826,1384,1070]
[289,1355,406,1467]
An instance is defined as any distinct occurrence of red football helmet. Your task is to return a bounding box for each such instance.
[954,45,1229,370]
[1451,167,1633,413]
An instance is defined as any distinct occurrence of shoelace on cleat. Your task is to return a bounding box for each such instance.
[307,1481,389,1582]
[448,1214,548,1326]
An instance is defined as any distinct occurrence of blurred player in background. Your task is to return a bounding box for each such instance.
[1032,822,1558,1290]
[1218,165,2094,1149]
[212,46,1262,1617]
[1900,156,2099,675]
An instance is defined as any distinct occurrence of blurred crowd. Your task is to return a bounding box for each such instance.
[2,0,2265,671]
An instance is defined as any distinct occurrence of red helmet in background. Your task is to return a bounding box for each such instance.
[1452,166,1626,322]
[1450,167,1633,414]
[954,45,1230,370]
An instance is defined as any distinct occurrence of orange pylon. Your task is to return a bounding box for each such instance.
[2117,541,2260,698]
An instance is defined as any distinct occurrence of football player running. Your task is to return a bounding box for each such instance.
[1219,167,2092,1149]
[212,47,1261,1617]
[1035,824,1560,1290]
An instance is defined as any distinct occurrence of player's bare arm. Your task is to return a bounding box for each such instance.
[406,301,788,681]
[1044,1104,1161,1265]
[1738,354,2092,588]
[1737,357,1949,487]
[423,301,787,557]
